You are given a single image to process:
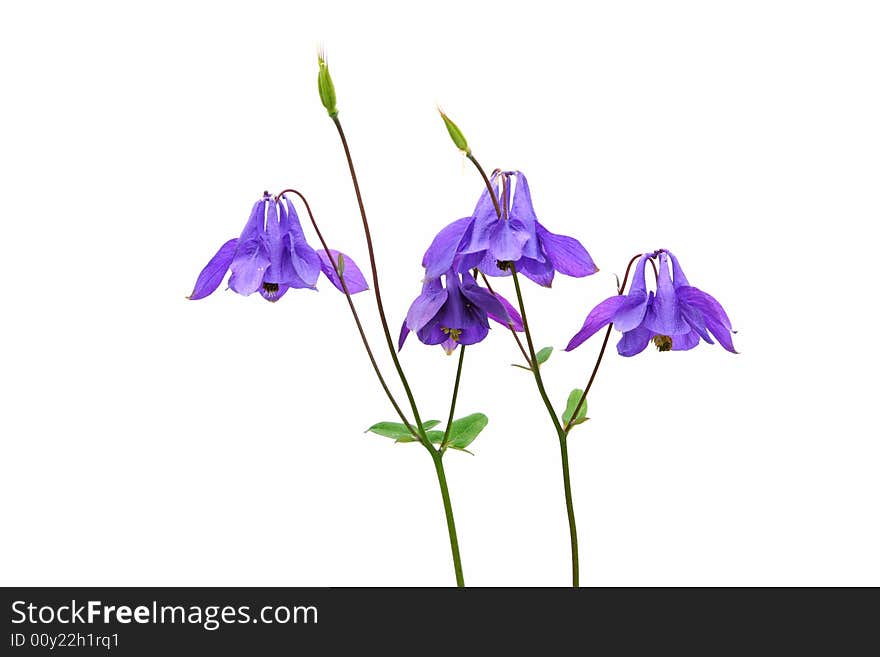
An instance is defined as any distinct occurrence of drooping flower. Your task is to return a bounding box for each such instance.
[398,268,524,354]
[422,170,597,286]
[188,192,367,302]
[565,250,736,356]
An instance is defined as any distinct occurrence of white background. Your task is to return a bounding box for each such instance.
[1,1,878,586]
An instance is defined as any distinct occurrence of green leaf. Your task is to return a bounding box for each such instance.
[426,430,445,444]
[366,420,440,443]
[445,413,489,449]
[535,346,553,365]
[561,390,588,428]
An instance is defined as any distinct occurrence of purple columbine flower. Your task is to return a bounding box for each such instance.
[398,268,524,354]
[421,170,597,286]
[188,192,367,302]
[565,250,737,356]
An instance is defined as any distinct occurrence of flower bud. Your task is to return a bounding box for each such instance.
[317,51,338,118]
[438,109,470,154]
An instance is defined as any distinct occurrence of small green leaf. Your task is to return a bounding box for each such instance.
[535,346,553,365]
[366,420,440,443]
[426,430,445,444]
[445,413,489,449]
[561,390,588,428]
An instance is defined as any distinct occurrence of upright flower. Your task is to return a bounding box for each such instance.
[399,268,524,354]
[421,171,597,286]
[188,192,367,302]
[565,250,737,356]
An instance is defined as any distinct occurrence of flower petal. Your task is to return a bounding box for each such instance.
[398,321,410,350]
[317,249,369,294]
[489,290,524,331]
[565,295,629,351]
[290,239,321,289]
[672,329,701,351]
[535,222,598,278]
[188,238,238,300]
[613,255,650,331]
[405,278,448,333]
[617,325,653,357]
[239,198,267,242]
[422,216,473,279]
[516,255,555,287]
[228,239,270,295]
[643,252,690,336]
[705,314,738,353]
[666,250,690,288]
[676,286,733,331]
[459,272,513,325]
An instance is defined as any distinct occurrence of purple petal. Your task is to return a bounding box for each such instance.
[398,321,410,350]
[459,273,513,326]
[666,250,690,288]
[565,295,629,351]
[317,249,369,294]
[536,222,598,278]
[290,239,321,289]
[228,240,270,295]
[614,256,651,331]
[405,278,448,333]
[490,221,530,261]
[644,253,690,336]
[705,314,738,353]
[239,198,267,242]
[459,250,510,277]
[441,338,459,354]
[422,217,473,280]
[617,325,653,357]
[488,291,524,331]
[457,318,489,345]
[188,238,238,300]
[672,329,701,351]
[516,256,555,287]
[677,286,733,331]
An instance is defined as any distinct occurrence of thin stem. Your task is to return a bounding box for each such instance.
[431,450,464,587]
[467,153,501,217]
[511,267,579,586]
[510,270,565,437]
[331,117,427,441]
[278,189,416,437]
[440,346,466,452]
[558,434,579,586]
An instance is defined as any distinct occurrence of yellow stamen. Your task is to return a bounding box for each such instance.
[653,335,673,352]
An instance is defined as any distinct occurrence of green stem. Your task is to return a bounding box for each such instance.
[440,346,466,452]
[558,435,579,586]
[430,450,464,586]
[511,268,580,587]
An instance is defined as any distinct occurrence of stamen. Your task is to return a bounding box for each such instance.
[262,282,280,301]
[653,335,673,352]
[496,260,513,271]
[441,327,463,342]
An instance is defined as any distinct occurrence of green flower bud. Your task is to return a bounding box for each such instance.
[317,50,338,118]
[438,109,470,154]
